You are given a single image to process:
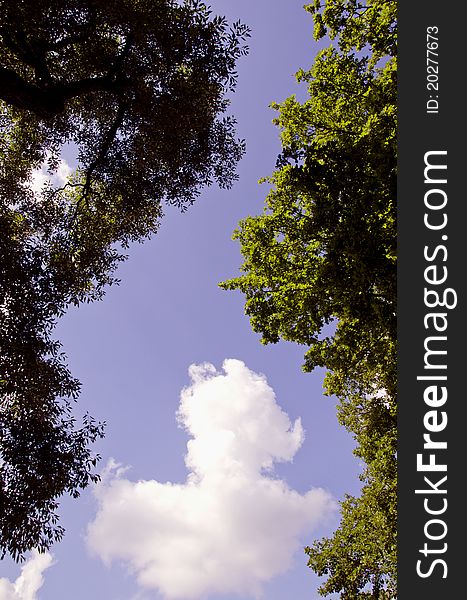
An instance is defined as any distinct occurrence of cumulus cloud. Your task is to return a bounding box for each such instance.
[0,551,53,600]
[87,359,335,599]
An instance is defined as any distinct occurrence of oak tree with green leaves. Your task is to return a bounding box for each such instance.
[0,0,249,560]
[221,1,396,596]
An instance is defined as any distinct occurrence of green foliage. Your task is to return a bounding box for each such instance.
[221,1,396,596]
[222,50,396,405]
[306,476,397,598]
[0,0,249,560]
[0,206,105,560]
[305,0,396,63]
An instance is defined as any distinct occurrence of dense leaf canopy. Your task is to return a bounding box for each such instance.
[0,0,248,560]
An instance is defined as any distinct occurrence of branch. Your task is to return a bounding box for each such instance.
[0,25,132,118]
[78,100,127,205]
[0,68,119,117]
[109,34,134,81]
[59,76,118,101]
[0,67,63,116]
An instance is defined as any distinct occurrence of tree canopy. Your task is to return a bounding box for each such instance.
[0,0,249,560]
[221,0,397,596]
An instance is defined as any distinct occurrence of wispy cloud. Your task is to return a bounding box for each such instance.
[0,551,53,600]
[87,359,335,599]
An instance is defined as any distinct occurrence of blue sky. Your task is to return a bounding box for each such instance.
[1,2,362,598]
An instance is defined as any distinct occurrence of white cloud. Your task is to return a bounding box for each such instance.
[87,359,336,599]
[30,156,72,196]
[0,551,53,600]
